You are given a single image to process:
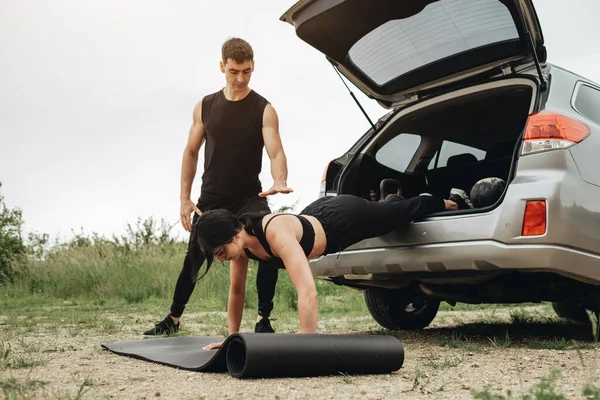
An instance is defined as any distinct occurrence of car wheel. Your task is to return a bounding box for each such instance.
[551,302,590,323]
[364,288,440,330]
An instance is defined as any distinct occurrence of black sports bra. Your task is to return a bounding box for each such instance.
[244,214,315,265]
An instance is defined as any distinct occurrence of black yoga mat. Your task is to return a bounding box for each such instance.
[102,333,405,378]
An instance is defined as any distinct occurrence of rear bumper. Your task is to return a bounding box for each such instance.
[309,240,600,285]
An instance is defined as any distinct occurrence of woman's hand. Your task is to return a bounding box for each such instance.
[202,342,223,351]
[444,199,458,210]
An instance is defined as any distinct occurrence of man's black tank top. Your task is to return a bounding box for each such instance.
[200,89,269,200]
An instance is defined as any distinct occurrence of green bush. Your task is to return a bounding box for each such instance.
[0,183,26,283]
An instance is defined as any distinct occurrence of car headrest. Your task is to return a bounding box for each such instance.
[447,153,478,168]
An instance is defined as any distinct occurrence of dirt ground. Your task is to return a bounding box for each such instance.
[2,305,599,400]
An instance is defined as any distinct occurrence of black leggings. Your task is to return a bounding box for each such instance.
[300,194,445,256]
[170,195,278,318]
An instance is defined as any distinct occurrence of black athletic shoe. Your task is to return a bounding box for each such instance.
[254,317,275,333]
[143,315,179,336]
[449,188,474,210]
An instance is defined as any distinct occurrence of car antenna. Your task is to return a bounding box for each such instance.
[330,62,376,130]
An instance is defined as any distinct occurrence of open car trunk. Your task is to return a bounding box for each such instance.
[337,78,538,211]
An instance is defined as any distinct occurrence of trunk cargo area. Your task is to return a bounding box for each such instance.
[340,81,537,208]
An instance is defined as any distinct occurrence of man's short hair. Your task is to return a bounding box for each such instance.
[222,38,254,64]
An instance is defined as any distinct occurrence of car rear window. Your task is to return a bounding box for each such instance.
[375,133,422,172]
[348,0,520,85]
[573,83,600,127]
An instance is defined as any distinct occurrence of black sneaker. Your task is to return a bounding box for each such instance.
[449,188,474,210]
[143,315,179,336]
[254,317,275,333]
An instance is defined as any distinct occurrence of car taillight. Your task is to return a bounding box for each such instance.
[521,111,590,155]
[522,200,546,236]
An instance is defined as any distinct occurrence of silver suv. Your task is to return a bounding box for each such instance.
[280,0,600,330]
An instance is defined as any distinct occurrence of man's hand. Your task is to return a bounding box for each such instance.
[180,199,202,232]
[202,342,223,351]
[444,199,459,210]
[259,182,294,198]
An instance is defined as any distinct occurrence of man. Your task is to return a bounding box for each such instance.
[143,37,293,336]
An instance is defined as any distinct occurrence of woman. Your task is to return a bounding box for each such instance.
[192,194,457,350]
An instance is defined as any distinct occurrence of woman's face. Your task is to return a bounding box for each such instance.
[213,236,243,262]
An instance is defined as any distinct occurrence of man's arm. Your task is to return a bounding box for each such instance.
[259,104,293,198]
[268,222,318,333]
[228,256,249,334]
[180,100,205,232]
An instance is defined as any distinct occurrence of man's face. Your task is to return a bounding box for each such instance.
[220,58,254,92]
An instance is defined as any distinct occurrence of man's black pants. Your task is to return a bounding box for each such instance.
[169,195,278,318]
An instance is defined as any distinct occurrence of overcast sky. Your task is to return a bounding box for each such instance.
[1,0,599,242]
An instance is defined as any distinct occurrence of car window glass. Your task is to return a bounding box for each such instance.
[375,134,422,172]
[348,0,519,85]
[573,84,600,126]
[432,141,486,168]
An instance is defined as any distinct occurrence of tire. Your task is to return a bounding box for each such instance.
[551,302,590,323]
[364,288,440,330]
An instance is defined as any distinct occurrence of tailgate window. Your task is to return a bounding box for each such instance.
[349,0,520,85]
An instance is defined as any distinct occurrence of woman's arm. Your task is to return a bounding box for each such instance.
[268,226,318,333]
[228,255,249,335]
[203,255,249,351]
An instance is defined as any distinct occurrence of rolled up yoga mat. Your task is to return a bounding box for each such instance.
[102,333,405,378]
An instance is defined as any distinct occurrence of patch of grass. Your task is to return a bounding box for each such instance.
[480,309,504,324]
[1,341,9,364]
[488,330,513,348]
[7,356,44,369]
[99,318,118,333]
[42,345,78,354]
[510,309,534,325]
[411,368,430,392]
[439,302,540,312]
[338,372,355,384]
[0,378,47,399]
[586,310,599,343]
[423,355,464,370]
[317,289,366,316]
[52,377,91,400]
[367,328,398,336]
[472,369,570,400]
[0,342,45,369]
[439,332,482,352]
[524,337,575,350]
[583,384,600,400]
[2,247,365,320]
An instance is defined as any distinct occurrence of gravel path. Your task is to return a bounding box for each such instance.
[2,306,599,399]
